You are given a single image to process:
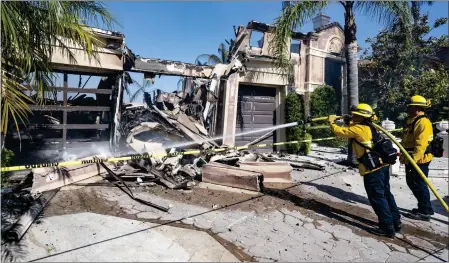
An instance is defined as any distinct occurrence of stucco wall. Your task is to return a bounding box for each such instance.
[220,23,346,146]
[311,56,324,84]
[50,35,123,73]
[239,61,289,86]
[316,27,345,52]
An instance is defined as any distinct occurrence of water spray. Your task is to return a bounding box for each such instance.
[167,116,329,149]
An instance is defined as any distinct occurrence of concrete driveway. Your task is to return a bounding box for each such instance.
[3,213,238,262]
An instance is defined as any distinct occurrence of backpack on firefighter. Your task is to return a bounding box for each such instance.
[353,123,398,171]
[407,115,445,158]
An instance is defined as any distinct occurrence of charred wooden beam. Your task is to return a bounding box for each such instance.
[246,20,318,40]
[47,87,113,94]
[131,58,214,78]
[28,105,110,112]
[27,124,109,130]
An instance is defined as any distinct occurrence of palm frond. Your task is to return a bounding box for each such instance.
[218,42,228,63]
[270,1,328,79]
[355,1,412,26]
[207,54,222,65]
[356,1,413,47]
[195,54,213,65]
[177,78,185,91]
[1,70,34,136]
[129,77,152,102]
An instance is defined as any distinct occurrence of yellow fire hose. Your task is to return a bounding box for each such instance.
[310,115,448,214]
[311,117,329,122]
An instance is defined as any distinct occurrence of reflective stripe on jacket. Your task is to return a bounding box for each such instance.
[401,114,434,164]
[329,122,388,176]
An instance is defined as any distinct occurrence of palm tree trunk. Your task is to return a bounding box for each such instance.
[344,2,359,165]
[411,1,420,25]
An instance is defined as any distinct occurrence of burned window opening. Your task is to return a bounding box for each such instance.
[291,39,301,54]
[250,31,264,49]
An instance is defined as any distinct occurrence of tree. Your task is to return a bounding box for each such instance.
[195,39,235,66]
[1,1,118,145]
[127,78,153,103]
[359,9,448,122]
[308,85,347,148]
[285,92,311,154]
[310,85,338,118]
[270,1,412,164]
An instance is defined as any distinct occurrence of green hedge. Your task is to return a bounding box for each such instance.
[301,132,312,155]
[309,85,347,148]
[308,128,347,148]
[285,92,311,154]
[310,85,337,118]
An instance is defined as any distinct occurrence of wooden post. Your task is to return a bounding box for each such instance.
[62,73,68,150]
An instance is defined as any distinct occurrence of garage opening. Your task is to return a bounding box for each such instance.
[235,84,276,152]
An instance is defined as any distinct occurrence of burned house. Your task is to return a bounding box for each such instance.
[5,28,127,163]
[7,13,346,162]
[1,16,340,224]
[217,14,346,148]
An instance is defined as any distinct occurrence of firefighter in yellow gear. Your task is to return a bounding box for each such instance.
[401,95,434,221]
[328,103,401,238]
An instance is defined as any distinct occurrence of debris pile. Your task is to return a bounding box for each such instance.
[116,77,220,189]
[114,83,327,192]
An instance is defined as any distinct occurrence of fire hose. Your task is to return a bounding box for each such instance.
[372,122,449,213]
[306,115,448,214]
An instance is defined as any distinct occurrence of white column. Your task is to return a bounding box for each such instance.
[381,119,402,176]
[436,120,449,158]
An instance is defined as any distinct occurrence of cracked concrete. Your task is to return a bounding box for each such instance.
[8,213,239,262]
[9,146,446,262]
[89,176,447,262]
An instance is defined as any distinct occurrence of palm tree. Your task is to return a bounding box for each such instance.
[411,1,433,25]
[270,1,412,164]
[195,39,235,66]
[1,1,118,145]
[127,78,153,103]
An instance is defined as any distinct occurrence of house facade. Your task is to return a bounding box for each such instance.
[218,14,346,148]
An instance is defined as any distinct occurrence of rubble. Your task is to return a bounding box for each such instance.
[238,162,293,183]
[30,157,113,196]
[202,162,264,192]
[1,48,332,244]
[4,190,58,241]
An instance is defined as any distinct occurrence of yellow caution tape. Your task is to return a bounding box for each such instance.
[0,137,338,172]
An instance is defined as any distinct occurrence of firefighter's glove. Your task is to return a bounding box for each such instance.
[328,115,338,123]
[306,116,313,124]
[343,114,352,125]
[399,154,408,164]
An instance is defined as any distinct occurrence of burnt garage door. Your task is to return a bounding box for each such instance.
[235,84,276,151]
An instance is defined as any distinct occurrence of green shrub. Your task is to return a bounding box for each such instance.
[300,132,312,155]
[285,92,305,154]
[310,85,337,118]
[308,85,346,147]
[308,128,347,148]
[1,148,14,187]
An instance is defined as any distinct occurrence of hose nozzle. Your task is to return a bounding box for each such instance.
[297,116,313,126]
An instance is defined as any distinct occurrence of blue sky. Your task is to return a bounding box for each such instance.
[63,1,449,102]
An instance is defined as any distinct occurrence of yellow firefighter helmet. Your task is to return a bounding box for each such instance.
[408,95,431,108]
[351,103,374,118]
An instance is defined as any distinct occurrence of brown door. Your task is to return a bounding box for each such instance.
[235,84,276,152]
